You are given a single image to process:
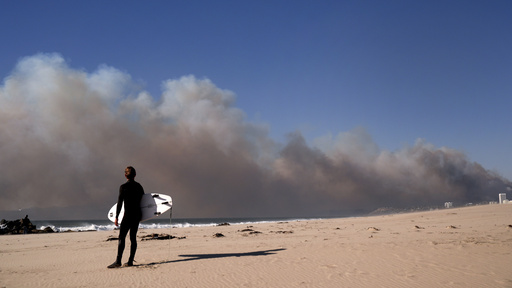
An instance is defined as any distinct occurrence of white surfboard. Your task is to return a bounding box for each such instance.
[107,193,172,223]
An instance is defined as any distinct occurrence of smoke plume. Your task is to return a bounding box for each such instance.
[0,54,509,219]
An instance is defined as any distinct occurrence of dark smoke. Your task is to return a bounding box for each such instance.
[0,54,509,219]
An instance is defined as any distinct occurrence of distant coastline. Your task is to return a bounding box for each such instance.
[3,201,509,234]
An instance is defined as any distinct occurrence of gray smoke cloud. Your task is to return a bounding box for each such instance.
[1,54,510,219]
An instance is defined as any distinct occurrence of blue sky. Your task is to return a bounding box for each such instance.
[1,0,511,181]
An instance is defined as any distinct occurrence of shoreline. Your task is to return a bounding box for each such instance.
[4,203,506,234]
[1,204,511,287]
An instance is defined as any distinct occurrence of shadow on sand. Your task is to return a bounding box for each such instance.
[137,248,286,267]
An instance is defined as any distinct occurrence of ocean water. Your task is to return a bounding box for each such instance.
[33,217,320,233]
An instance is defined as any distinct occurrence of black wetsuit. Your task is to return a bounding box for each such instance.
[115,179,144,264]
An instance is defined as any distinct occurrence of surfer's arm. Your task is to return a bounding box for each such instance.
[140,182,145,195]
[116,186,124,219]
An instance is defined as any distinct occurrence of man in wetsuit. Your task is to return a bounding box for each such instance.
[108,166,144,268]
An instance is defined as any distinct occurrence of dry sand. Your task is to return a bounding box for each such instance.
[1,204,511,287]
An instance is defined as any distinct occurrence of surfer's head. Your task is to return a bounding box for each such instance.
[125,166,136,180]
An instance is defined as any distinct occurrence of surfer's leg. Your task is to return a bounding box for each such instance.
[116,223,129,264]
[127,221,139,264]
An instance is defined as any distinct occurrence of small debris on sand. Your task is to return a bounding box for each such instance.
[141,233,186,240]
[270,230,294,234]
[239,228,254,232]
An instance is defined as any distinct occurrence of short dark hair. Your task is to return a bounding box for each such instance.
[126,166,136,178]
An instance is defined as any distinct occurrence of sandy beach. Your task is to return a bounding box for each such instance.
[1,204,511,287]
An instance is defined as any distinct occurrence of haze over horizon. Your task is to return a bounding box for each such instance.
[0,1,511,220]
